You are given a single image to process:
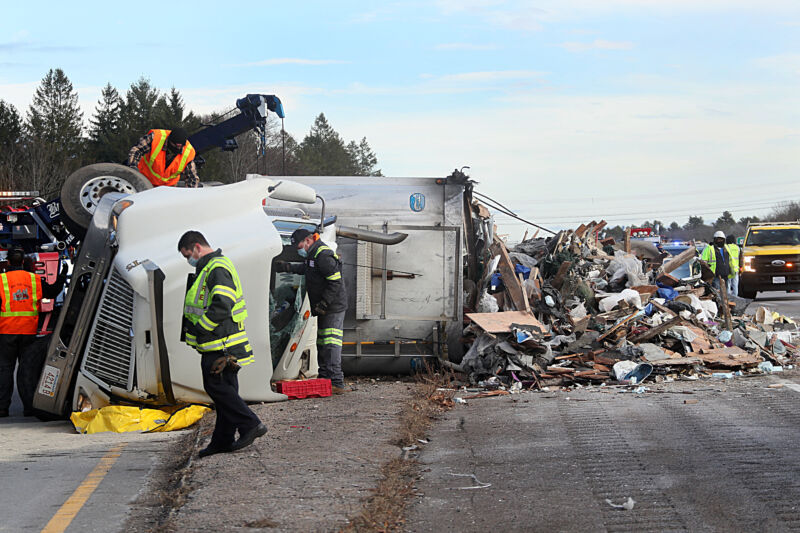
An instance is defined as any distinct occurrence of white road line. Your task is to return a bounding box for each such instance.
[769,378,800,393]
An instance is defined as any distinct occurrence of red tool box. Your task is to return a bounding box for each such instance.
[275,378,332,399]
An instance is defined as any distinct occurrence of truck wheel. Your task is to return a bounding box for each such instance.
[60,163,152,237]
[739,286,757,299]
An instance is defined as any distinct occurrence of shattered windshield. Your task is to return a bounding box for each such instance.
[746,228,800,246]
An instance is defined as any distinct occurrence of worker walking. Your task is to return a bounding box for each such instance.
[127,127,200,188]
[0,249,66,417]
[701,231,736,294]
[275,229,349,394]
[725,234,741,297]
[178,231,266,457]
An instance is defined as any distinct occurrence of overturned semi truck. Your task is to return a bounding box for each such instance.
[33,171,469,417]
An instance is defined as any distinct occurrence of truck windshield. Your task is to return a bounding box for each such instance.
[746,228,800,246]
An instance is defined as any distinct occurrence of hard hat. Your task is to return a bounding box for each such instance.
[713,231,725,239]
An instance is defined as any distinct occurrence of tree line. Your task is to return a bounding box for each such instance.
[603,205,800,243]
[0,68,382,198]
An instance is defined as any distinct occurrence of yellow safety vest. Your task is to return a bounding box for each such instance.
[183,256,252,364]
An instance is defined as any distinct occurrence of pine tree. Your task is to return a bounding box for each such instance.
[24,68,84,194]
[87,83,122,162]
[0,100,23,189]
[295,113,382,176]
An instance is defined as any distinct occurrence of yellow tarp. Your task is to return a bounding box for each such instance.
[70,405,211,434]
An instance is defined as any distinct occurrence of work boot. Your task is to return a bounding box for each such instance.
[232,423,268,451]
[331,385,350,395]
[198,443,233,458]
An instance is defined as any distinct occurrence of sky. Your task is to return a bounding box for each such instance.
[2,0,800,239]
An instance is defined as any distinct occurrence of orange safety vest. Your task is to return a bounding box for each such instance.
[137,129,196,187]
[0,270,42,335]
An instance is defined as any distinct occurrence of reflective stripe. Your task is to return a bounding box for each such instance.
[237,354,255,366]
[0,272,38,317]
[318,328,343,336]
[183,304,205,316]
[194,331,248,352]
[318,337,343,346]
[142,130,171,183]
[325,272,342,281]
[199,315,217,331]
[314,245,339,260]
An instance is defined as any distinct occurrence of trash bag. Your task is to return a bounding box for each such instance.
[598,289,642,313]
[70,405,211,434]
[477,291,499,313]
[606,251,647,288]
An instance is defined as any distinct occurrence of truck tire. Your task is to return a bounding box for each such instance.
[739,285,757,299]
[60,163,152,237]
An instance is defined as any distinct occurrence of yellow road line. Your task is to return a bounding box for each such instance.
[41,443,128,533]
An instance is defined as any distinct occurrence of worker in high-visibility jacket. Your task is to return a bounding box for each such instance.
[127,127,200,188]
[700,230,736,294]
[725,234,741,297]
[178,231,266,457]
[274,228,349,394]
[0,249,66,417]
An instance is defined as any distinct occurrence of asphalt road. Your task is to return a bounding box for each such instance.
[406,373,800,532]
[746,290,800,319]
[0,402,181,533]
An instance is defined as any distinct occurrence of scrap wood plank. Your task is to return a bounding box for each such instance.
[695,347,762,367]
[598,312,639,341]
[466,311,545,333]
[490,236,529,312]
[552,261,572,289]
[629,315,683,344]
[647,356,702,366]
[461,390,510,399]
[593,354,619,366]
[662,245,697,275]
[546,366,576,374]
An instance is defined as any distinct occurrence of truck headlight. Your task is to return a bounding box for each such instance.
[743,256,755,272]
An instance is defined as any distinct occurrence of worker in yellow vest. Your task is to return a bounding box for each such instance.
[725,234,741,296]
[127,127,200,188]
[178,231,266,457]
[700,231,736,294]
[0,249,66,417]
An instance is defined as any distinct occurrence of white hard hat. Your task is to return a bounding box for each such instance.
[713,231,725,239]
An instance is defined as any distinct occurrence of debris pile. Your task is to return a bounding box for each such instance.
[456,219,798,390]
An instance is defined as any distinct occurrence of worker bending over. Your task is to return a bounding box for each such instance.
[179,231,267,457]
[275,229,349,394]
[127,127,200,188]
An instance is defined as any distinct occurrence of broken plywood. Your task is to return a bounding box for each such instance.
[466,311,545,333]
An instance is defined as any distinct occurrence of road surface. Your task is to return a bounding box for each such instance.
[746,290,800,319]
[406,373,800,532]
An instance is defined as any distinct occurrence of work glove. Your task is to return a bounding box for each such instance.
[273,260,289,273]
[211,354,241,375]
[313,300,329,316]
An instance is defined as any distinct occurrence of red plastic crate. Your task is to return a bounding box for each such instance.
[275,378,331,399]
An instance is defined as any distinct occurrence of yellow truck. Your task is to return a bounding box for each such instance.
[739,221,800,299]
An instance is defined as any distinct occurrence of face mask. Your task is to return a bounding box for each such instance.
[187,255,199,267]
[298,248,308,258]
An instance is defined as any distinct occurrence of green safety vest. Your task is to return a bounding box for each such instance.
[701,244,735,279]
[315,245,342,281]
[183,256,252,364]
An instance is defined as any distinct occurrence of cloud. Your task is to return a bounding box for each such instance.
[231,58,348,67]
[754,53,800,76]
[557,39,635,52]
[437,70,546,83]
[434,43,499,51]
[0,41,88,53]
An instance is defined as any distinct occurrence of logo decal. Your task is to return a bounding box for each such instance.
[410,192,425,212]
[772,260,786,266]
[13,288,29,301]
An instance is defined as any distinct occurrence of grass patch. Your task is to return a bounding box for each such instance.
[343,364,457,532]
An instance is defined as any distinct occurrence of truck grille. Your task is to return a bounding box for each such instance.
[752,254,800,274]
[82,267,135,390]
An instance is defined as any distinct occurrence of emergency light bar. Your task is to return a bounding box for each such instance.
[0,191,39,200]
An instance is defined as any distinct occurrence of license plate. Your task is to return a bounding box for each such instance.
[773,276,786,284]
[38,365,60,397]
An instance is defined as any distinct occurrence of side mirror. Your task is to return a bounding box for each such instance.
[264,180,317,204]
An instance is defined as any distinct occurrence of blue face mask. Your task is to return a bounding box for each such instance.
[298,248,308,258]
[187,255,199,267]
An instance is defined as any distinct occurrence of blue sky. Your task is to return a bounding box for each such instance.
[2,1,800,238]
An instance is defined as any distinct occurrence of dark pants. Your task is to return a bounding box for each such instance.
[317,310,345,387]
[0,334,43,413]
[200,351,262,448]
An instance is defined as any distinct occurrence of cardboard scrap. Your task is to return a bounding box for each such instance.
[466,311,545,334]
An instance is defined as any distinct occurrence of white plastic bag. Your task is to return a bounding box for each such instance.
[598,289,643,313]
